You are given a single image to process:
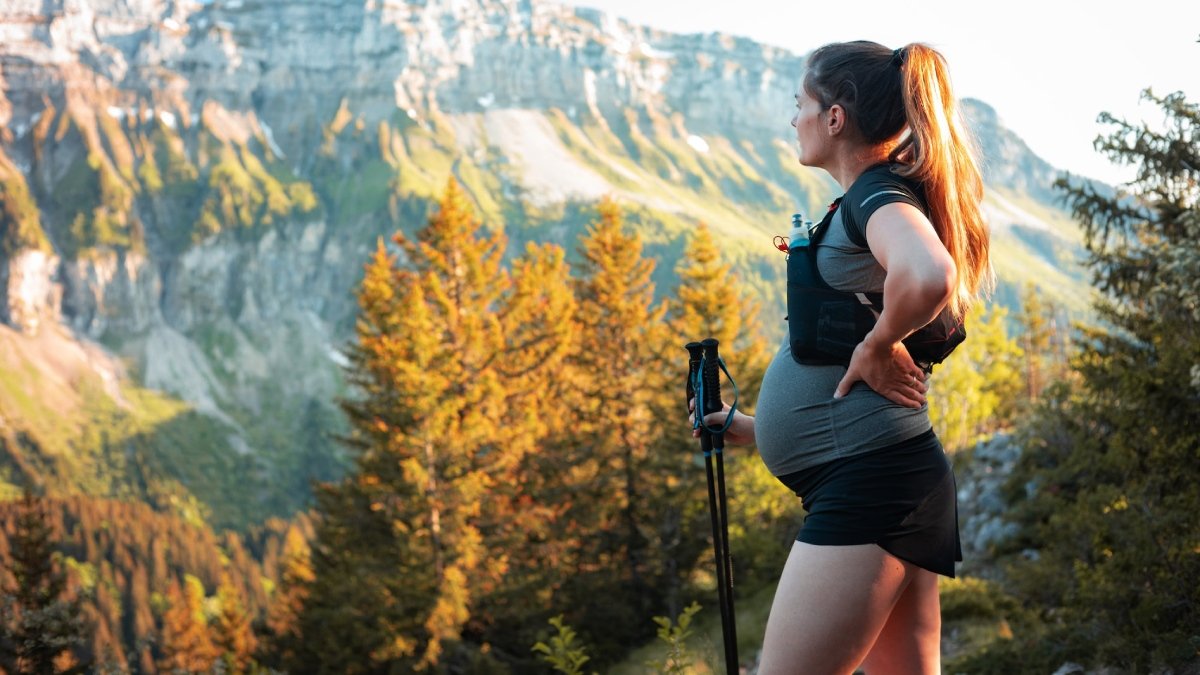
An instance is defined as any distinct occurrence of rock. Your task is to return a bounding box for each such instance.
[1,249,62,336]
[955,434,1025,566]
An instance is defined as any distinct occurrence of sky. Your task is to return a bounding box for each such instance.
[566,0,1200,186]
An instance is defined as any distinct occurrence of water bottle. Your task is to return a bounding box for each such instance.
[789,213,810,251]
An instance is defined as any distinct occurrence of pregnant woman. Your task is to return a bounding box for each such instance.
[692,40,991,674]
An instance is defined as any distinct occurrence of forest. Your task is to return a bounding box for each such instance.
[1,88,1197,674]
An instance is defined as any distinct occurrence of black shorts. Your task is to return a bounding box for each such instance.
[774,429,963,578]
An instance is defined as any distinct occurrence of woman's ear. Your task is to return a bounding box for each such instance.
[825,104,846,136]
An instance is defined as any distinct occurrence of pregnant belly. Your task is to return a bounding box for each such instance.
[753,343,930,476]
[753,350,846,473]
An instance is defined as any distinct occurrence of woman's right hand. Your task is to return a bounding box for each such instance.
[688,399,756,446]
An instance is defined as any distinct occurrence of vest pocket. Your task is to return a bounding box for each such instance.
[786,252,877,365]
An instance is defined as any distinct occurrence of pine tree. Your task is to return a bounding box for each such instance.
[927,302,1024,451]
[212,574,258,674]
[461,237,579,668]
[129,550,157,674]
[664,222,775,614]
[0,490,92,675]
[260,525,312,669]
[996,88,1200,670]
[1012,281,1077,404]
[669,222,772,408]
[157,576,216,674]
[294,178,574,672]
[554,197,680,655]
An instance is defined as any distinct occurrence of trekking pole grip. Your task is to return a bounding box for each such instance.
[685,341,704,412]
[700,338,724,451]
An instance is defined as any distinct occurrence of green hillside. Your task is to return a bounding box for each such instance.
[0,89,1093,530]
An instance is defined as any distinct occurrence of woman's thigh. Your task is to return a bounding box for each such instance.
[756,541,916,675]
[860,567,941,675]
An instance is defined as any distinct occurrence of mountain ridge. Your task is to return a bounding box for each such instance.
[0,0,1095,527]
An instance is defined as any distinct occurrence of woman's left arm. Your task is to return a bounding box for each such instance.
[833,202,956,407]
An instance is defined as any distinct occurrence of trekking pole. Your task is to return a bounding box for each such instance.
[701,338,738,674]
[685,340,739,674]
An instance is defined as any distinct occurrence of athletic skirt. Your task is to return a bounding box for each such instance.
[774,428,963,578]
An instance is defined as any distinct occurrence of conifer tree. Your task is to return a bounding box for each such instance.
[260,525,312,669]
[996,88,1200,671]
[669,223,772,408]
[461,237,579,667]
[212,574,258,674]
[295,178,574,671]
[128,549,157,674]
[157,576,216,674]
[1012,282,1075,404]
[556,197,678,653]
[926,302,1024,451]
[0,490,91,675]
[664,222,775,613]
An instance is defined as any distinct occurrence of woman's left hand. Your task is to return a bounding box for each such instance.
[833,332,928,408]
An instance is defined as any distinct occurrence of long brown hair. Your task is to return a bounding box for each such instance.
[804,41,991,319]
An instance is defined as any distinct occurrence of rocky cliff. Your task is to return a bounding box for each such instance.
[0,0,1091,526]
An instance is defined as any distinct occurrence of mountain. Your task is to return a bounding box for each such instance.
[0,0,1095,528]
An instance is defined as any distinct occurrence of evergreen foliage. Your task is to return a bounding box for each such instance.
[259,525,313,670]
[0,489,92,675]
[0,496,284,673]
[667,222,787,598]
[669,223,772,410]
[554,197,692,656]
[927,302,1024,451]
[212,573,259,674]
[295,178,575,672]
[1015,282,1074,404]
[292,190,792,671]
[8,90,1137,672]
[157,575,217,674]
[990,88,1200,670]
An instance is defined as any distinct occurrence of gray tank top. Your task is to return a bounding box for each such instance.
[755,170,932,477]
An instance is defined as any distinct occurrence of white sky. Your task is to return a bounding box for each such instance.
[566,0,1200,186]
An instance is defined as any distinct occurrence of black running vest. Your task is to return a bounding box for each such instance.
[785,165,966,372]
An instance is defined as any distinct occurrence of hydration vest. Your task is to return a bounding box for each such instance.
[785,190,966,373]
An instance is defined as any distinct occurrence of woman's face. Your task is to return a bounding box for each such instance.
[791,88,828,167]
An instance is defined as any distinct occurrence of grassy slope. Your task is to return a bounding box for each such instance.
[537,106,1093,346]
[0,324,267,529]
[0,94,1094,535]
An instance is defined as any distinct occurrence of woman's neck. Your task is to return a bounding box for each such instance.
[826,147,893,191]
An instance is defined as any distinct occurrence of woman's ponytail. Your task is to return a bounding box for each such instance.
[805,41,992,318]
[891,43,992,319]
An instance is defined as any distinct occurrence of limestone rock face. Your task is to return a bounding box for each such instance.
[0,0,1081,513]
[1,249,62,335]
[1,0,807,155]
[58,250,157,337]
[0,0,812,405]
